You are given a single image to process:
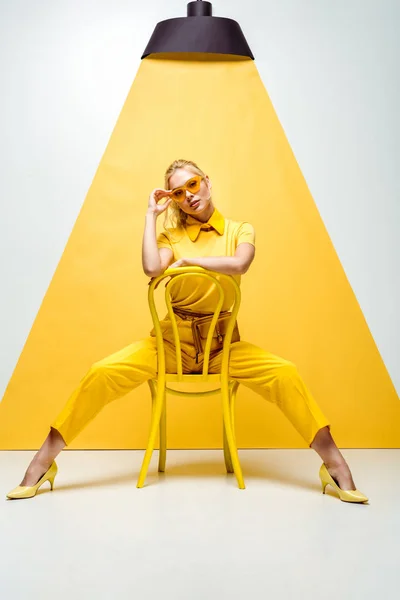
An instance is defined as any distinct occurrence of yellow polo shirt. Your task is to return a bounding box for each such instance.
[156,207,255,313]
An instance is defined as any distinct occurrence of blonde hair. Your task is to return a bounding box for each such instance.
[163,159,208,230]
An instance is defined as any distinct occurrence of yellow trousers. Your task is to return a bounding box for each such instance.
[50,331,331,447]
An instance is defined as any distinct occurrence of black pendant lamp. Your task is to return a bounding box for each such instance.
[141,1,254,60]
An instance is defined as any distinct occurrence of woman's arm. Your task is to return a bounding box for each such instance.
[170,243,255,275]
[142,190,174,277]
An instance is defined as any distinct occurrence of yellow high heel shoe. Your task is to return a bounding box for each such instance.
[6,461,58,500]
[319,463,368,503]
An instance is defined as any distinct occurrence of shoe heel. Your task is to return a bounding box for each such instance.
[49,476,55,490]
[319,462,368,503]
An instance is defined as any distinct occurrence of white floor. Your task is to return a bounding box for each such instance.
[1,449,399,600]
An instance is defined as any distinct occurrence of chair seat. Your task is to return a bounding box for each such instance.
[150,374,236,398]
[164,373,222,383]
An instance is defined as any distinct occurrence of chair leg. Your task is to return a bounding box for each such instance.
[148,380,167,473]
[158,392,167,473]
[223,422,234,473]
[230,381,238,435]
[137,381,165,488]
[222,381,245,489]
[223,382,238,474]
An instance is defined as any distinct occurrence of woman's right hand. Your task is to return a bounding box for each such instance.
[147,188,173,217]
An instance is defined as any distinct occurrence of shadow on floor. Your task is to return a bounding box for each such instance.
[37,454,324,494]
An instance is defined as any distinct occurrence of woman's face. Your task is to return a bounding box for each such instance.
[168,168,212,216]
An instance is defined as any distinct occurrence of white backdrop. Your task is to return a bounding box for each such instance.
[1,0,399,397]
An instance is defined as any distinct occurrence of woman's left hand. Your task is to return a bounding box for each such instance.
[169,258,190,269]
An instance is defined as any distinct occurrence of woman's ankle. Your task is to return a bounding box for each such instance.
[28,456,53,473]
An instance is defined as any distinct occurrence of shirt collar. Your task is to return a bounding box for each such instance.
[185,207,225,242]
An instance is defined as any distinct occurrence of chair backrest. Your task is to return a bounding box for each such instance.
[148,266,241,381]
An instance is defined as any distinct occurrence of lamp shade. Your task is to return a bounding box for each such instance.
[141,1,254,59]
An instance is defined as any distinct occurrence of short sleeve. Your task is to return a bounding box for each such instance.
[156,231,173,251]
[236,222,256,248]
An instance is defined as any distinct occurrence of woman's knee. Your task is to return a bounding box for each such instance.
[87,360,109,378]
[81,361,120,394]
[275,360,299,381]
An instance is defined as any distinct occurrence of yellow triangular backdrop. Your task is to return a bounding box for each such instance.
[1,53,398,449]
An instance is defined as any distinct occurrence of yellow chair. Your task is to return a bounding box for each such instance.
[136,266,245,489]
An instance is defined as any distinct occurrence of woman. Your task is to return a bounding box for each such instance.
[6,159,368,503]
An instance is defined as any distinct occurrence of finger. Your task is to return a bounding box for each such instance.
[156,194,171,204]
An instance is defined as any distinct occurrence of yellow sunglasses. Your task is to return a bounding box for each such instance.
[169,175,202,203]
